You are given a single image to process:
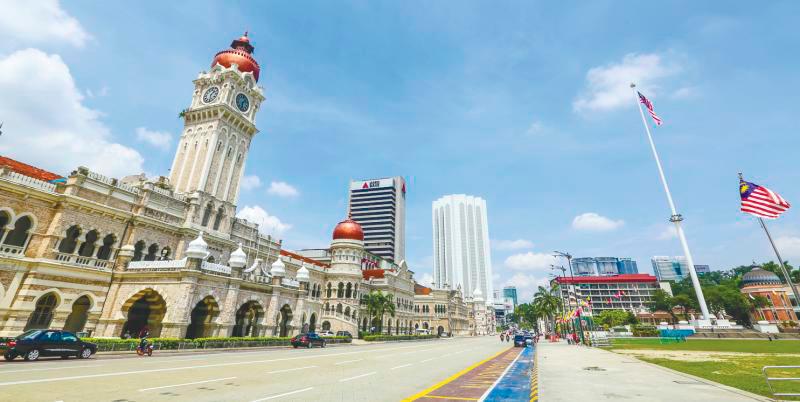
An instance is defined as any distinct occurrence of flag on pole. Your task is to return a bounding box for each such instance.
[637,91,663,126]
[740,179,791,219]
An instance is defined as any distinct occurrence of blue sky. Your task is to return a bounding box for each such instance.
[1,1,800,301]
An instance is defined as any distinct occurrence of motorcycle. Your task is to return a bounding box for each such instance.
[136,340,154,356]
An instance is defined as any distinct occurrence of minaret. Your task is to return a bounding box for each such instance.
[169,33,265,205]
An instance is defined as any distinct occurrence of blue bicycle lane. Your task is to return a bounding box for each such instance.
[482,344,536,402]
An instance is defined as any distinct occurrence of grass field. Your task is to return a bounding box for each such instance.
[607,338,800,399]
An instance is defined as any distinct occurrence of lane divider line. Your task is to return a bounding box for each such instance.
[391,364,413,370]
[335,359,364,365]
[139,376,237,392]
[402,347,511,402]
[250,386,313,402]
[339,372,377,382]
[267,365,317,374]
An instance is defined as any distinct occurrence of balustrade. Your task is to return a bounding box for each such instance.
[53,252,110,271]
[0,244,24,257]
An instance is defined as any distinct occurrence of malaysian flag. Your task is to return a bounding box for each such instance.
[740,179,791,219]
[638,91,663,126]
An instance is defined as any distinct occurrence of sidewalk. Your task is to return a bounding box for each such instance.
[538,341,770,401]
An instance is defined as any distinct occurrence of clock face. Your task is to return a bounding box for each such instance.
[236,93,250,112]
[202,86,219,103]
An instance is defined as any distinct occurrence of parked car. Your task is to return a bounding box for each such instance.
[3,329,97,361]
[291,333,326,348]
[335,331,352,338]
[318,330,335,337]
[415,329,431,335]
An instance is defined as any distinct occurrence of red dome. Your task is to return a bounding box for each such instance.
[211,32,260,82]
[333,218,364,241]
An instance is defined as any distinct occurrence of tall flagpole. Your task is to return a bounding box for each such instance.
[630,83,711,321]
[757,216,800,307]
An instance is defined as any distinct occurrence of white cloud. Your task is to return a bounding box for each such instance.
[504,252,557,272]
[572,212,624,231]
[0,49,144,177]
[774,236,800,261]
[135,127,172,149]
[657,225,678,240]
[417,272,434,288]
[525,120,544,136]
[504,273,550,302]
[236,205,291,237]
[240,175,262,191]
[493,239,535,250]
[0,0,91,48]
[268,181,299,198]
[573,52,682,113]
[671,86,696,100]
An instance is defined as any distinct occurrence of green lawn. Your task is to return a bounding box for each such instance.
[609,337,800,354]
[639,355,800,399]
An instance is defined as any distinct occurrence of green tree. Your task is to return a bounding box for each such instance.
[649,289,677,323]
[363,291,396,333]
[671,294,695,320]
[532,285,561,332]
[595,309,630,329]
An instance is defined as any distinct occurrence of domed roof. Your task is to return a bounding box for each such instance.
[211,32,261,82]
[271,257,286,277]
[742,266,781,286]
[296,264,310,282]
[229,243,247,268]
[185,231,209,259]
[332,217,364,241]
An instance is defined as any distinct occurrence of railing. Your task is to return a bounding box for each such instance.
[201,260,232,275]
[117,182,140,194]
[128,258,187,271]
[281,278,300,288]
[763,366,800,400]
[243,273,271,284]
[0,244,25,257]
[3,171,56,192]
[322,311,356,323]
[53,252,110,271]
[87,171,114,185]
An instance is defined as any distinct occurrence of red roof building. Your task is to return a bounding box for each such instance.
[0,156,63,182]
[552,274,665,313]
[280,249,329,269]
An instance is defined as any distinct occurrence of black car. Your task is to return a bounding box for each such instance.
[335,331,352,338]
[290,332,326,348]
[513,334,532,347]
[2,330,97,361]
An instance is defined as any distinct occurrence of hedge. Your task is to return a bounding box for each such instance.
[631,325,659,337]
[81,335,352,352]
[362,334,438,342]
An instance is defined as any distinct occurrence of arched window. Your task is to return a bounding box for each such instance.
[324,302,330,312]
[337,282,344,298]
[201,203,213,226]
[132,240,146,261]
[336,303,343,313]
[345,283,352,298]
[78,229,99,257]
[25,292,59,331]
[213,207,224,230]
[96,234,116,260]
[354,284,358,299]
[4,215,33,248]
[326,283,332,298]
[0,210,11,243]
[64,295,91,333]
[144,243,159,261]
[344,306,351,317]
[58,225,81,254]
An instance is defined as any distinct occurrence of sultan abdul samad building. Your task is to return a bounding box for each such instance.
[0,34,494,339]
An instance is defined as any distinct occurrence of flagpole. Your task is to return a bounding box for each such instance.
[630,83,711,321]
[757,216,800,307]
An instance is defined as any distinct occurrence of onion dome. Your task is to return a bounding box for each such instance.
[210,32,261,82]
[271,257,286,277]
[229,243,247,268]
[186,232,209,259]
[296,264,310,282]
[742,266,782,286]
[332,217,364,241]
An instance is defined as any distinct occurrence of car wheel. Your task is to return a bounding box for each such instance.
[3,352,15,361]
[79,348,92,359]
[24,349,40,361]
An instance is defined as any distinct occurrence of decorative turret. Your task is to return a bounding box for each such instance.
[185,232,209,259]
[271,257,286,277]
[229,243,247,268]
[329,216,365,277]
[210,32,261,82]
[297,264,310,282]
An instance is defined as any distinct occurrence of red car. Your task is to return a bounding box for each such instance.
[291,333,326,348]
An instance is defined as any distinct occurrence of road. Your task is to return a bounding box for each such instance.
[0,336,510,402]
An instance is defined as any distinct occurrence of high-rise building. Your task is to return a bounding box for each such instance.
[503,286,518,307]
[651,256,690,281]
[348,177,406,262]
[571,257,638,276]
[432,194,494,304]
[694,265,711,275]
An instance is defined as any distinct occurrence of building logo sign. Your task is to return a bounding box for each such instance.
[361,180,382,189]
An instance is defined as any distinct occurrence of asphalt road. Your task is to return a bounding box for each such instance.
[0,336,509,402]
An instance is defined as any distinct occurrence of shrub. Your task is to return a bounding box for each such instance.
[82,335,351,351]
[631,325,659,337]
[362,334,437,342]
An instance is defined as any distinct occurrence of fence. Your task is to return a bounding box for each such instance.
[763,366,800,401]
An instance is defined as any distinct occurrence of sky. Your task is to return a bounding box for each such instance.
[1,1,800,302]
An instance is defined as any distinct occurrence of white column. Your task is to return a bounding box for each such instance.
[212,134,232,196]
[185,133,205,193]
[198,130,220,192]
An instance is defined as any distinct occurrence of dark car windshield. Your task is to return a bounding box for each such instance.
[514,335,524,341]
[16,330,43,340]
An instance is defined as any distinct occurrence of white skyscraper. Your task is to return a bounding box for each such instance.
[432,194,494,304]
[348,177,406,262]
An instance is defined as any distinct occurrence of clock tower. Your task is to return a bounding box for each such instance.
[169,33,265,208]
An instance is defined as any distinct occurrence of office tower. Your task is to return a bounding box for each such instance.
[617,258,639,274]
[694,265,711,275]
[348,177,406,262]
[651,256,690,281]
[571,257,639,276]
[502,286,518,307]
[432,194,494,304]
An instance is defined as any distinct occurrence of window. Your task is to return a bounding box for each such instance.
[62,333,78,342]
[213,207,224,230]
[201,204,213,226]
[4,215,33,247]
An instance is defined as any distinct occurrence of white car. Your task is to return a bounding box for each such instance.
[318,330,335,337]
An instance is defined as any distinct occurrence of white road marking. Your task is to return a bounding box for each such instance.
[267,365,317,374]
[0,364,105,374]
[390,363,413,370]
[0,343,432,387]
[138,376,236,392]
[420,357,436,363]
[250,387,313,401]
[334,359,363,365]
[339,372,376,382]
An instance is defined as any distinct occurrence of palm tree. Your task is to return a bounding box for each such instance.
[364,291,396,334]
[532,285,561,332]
